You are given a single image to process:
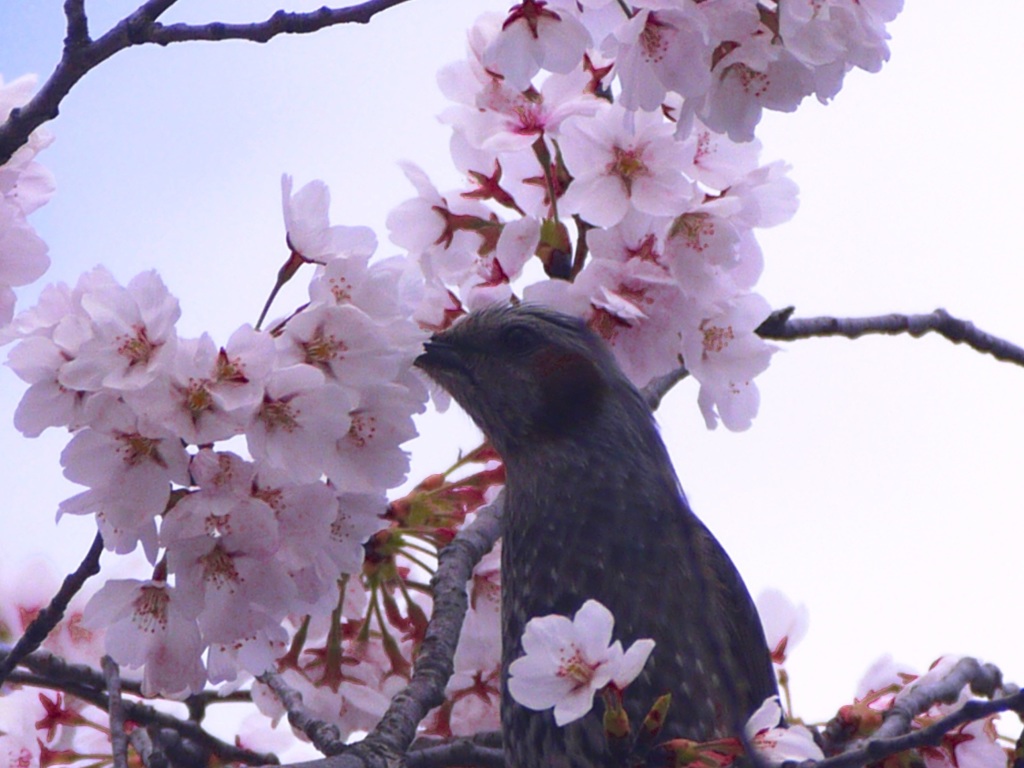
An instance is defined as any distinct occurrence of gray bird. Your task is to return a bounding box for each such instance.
[414,304,776,768]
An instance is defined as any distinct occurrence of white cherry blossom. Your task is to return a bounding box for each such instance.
[559,104,697,227]
[83,579,206,698]
[57,270,180,393]
[507,599,655,726]
[746,696,825,762]
[482,0,592,91]
[281,174,376,263]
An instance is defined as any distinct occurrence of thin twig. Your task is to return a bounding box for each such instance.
[802,689,1024,768]
[0,532,103,686]
[758,307,1024,367]
[102,656,130,768]
[259,670,343,755]
[146,0,417,44]
[0,0,420,164]
[129,728,169,768]
[2,653,278,766]
[62,0,90,46]
[643,364,689,410]
[645,307,1024,409]
[801,658,1021,768]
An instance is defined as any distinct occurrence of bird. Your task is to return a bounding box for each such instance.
[414,303,777,768]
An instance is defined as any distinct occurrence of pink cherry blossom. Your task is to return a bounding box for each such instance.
[507,599,655,726]
[559,104,697,227]
[245,364,353,483]
[680,292,776,430]
[324,381,421,494]
[756,588,809,665]
[482,0,592,91]
[57,270,181,393]
[276,303,405,391]
[746,696,825,762]
[441,66,599,153]
[607,7,712,112]
[281,174,377,263]
[58,398,190,560]
[83,579,206,698]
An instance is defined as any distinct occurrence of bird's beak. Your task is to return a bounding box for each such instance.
[414,338,465,373]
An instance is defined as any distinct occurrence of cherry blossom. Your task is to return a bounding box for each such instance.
[440,65,599,153]
[281,174,376,263]
[57,270,181,393]
[745,696,825,762]
[275,303,405,392]
[482,0,592,91]
[135,332,256,444]
[507,599,655,726]
[58,397,190,560]
[324,381,422,494]
[607,7,712,112]
[559,104,697,227]
[679,292,776,430]
[0,74,54,329]
[756,588,809,666]
[82,579,206,698]
[245,364,353,483]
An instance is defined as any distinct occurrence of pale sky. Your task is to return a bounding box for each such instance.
[1,0,1022,740]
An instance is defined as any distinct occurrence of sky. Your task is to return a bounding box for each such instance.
[1,0,1023,744]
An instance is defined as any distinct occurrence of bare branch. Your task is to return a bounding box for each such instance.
[102,656,130,768]
[146,0,418,45]
[0,0,418,165]
[2,650,278,766]
[129,728,169,768]
[643,364,689,410]
[0,532,103,686]
[758,307,1024,367]
[259,670,344,755]
[62,0,90,46]
[643,306,1024,408]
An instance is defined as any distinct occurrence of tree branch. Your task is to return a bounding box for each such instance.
[0,531,103,686]
[129,727,169,768]
[802,657,1023,768]
[261,494,505,768]
[643,364,690,410]
[642,306,1024,409]
[259,669,344,755]
[102,655,130,768]
[62,0,90,47]
[0,0,418,165]
[803,690,1024,768]
[758,307,1024,367]
[1,650,278,766]
[145,0,418,45]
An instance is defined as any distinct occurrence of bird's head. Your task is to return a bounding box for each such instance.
[414,304,634,457]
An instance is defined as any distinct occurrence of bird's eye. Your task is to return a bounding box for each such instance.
[500,324,539,355]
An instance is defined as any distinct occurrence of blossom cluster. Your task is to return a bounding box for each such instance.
[0,74,53,330]
[390,0,900,430]
[0,0,917,757]
[4,176,429,700]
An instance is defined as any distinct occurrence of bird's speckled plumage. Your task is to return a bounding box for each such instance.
[415,305,776,768]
